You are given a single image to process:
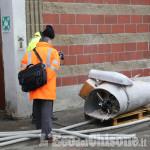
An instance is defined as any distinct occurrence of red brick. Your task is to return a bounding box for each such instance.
[56,77,61,87]
[112,43,124,52]
[119,52,131,61]
[132,69,143,77]
[125,43,136,51]
[65,56,76,65]
[98,25,111,34]
[91,15,104,24]
[118,15,130,24]
[98,44,111,53]
[143,0,150,5]
[60,14,75,24]
[105,53,118,62]
[118,0,130,4]
[75,0,90,3]
[84,45,97,54]
[105,15,117,24]
[131,0,143,5]
[143,69,150,76]
[131,15,142,23]
[91,54,105,63]
[62,76,78,86]
[143,51,150,59]
[43,14,59,24]
[54,46,69,55]
[137,24,148,32]
[68,25,83,34]
[76,14,90,24]
[43,0,58,2]
[119,71,131,78]
[143,15,150,23]
[130,51,143,60]
[125,24,136,33]
[137,42,148,51]
[103,0,117,4]
[69,45,84,55]
[60,0,74,2]
[78,75,88,84]
[53,25,68,34]
[77,55,91,64]
[90,0,103,3]
[84,25,97,34]
[112,25,124,33]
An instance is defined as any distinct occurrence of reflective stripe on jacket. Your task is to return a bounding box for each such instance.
[27,32,41,52]
[21,42,60,100]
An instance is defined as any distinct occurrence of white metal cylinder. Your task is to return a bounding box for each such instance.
[84,79,150,120]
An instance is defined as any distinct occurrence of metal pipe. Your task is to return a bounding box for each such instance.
[0,119,96,137]
[0,130,41,137]
[0,130,40,134]
[53,129,135,140]
[89,134,136,137]
[60,119,96,130]
[0,138,31,147]
[0,134,40,142]
[75,117,150,134]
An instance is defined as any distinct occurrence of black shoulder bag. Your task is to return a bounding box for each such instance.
[18,49,47,92]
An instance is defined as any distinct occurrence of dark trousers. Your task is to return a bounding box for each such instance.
[34,99,53,140]
[32,100,54,119]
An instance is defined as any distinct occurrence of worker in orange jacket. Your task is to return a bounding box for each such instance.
[27,26,59,122]
[21,25,60,143]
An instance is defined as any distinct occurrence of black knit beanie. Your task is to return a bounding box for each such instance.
[42,25,55,39]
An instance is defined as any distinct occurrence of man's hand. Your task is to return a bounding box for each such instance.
[59,51,64,60]
[58,51,65,66]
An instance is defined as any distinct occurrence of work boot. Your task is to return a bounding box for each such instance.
[52,115,58,121]
[39,137,60,147]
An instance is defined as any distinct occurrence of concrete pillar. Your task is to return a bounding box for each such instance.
[0,0,32,118]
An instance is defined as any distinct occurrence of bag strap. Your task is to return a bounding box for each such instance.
[33,48,43,63]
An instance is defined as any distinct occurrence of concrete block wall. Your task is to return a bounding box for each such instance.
[26,0,150,112]
[26,0,43,42]
[41,0,150,87]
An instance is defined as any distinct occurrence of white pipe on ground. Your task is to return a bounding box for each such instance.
[0,134,40,142]
[60,119,96,130]
[0,138,31,147]
[75,117,150,133]
[0,130,41,137]
[52,129,136,140]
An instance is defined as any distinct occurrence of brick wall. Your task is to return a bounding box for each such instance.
[27,0,150,87]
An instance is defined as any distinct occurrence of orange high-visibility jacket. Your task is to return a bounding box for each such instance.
[20,42,60,100]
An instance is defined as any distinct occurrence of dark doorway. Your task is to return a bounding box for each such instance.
[0,10,5,110]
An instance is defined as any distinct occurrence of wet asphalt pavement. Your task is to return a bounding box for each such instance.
[0,107,150,150]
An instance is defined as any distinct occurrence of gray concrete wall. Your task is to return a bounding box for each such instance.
[0,0,32,118]
[0,0,17,116]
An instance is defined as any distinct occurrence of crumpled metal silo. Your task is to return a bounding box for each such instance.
[81,70,150,121]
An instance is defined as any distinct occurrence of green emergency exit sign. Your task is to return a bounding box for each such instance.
[2,16,10,31]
